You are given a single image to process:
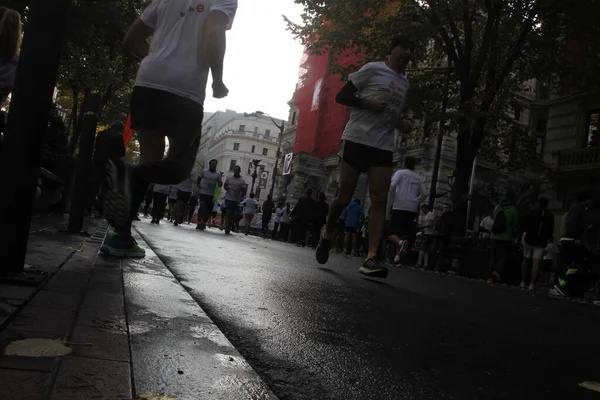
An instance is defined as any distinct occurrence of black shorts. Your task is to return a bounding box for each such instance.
[168,198,177,205]
[198,194,214,210]
[177,190,191,204]
[340,140,393,173]
[345,227,358,234]
[390,210,417,237]
[130,86,204,149]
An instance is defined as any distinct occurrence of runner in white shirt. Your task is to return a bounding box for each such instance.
[389,156,426,266]
[315,35,415,279]
[196,159,223,230]
[101,0,238,258]
[241,193,258,235]
[167,185,178,221]
[479,215,494,239]
[223,165,247,235]
[173,169,197,226]
[272,202,284,239]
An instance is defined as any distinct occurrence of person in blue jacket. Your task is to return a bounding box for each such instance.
[344,199,365,255]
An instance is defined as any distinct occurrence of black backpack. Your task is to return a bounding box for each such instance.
[491,208,507,234]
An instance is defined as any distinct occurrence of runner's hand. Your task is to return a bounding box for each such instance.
[363,99,386,113]
[212,81,229,99]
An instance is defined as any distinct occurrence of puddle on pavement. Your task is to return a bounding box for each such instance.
[4,338,72,357]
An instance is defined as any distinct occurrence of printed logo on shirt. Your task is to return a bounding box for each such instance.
[180,4,205,17]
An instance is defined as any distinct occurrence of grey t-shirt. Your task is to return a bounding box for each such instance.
[224,175,247,202]
[342,61,410,151]
[198,169,222,196]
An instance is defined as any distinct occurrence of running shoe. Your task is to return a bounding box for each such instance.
[103,159,132,227]
[359,257,389,278]
[549,284,566,297]
[100,232,145,258]
[196,222,206,230]
[315,234,331,264]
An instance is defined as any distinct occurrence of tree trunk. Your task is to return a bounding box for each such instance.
[66,86,78,143]
[68,87,90,155]
[451,123,477,235]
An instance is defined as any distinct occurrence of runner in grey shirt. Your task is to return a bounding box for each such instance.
[196,159,223,230]
[223,165,247,234]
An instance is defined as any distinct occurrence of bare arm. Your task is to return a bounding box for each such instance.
[203,11,229,98]
[123,18,154,60]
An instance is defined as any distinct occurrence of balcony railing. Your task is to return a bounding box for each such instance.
[558,147,600,171]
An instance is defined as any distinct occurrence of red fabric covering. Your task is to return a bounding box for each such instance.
[123,113,134,146]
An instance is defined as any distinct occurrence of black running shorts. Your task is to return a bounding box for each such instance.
[130,86,204,150]
[177,190,191,204]
[390,210,417,237]
[340,140,394,173]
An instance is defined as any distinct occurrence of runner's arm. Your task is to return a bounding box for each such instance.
[203,11,229,87]
[336,81,385,112]
[123,18,154,60]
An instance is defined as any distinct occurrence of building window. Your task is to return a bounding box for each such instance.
[536,136,545,158]
[239,125,245,132]
[229,160,237,171]
[233,143,240,151]
[292,111,297,126]
[265,129,271,138]
[513,106,522,122]
[536,119,547,133]
[586,110,599,148]
[262,148,268,156]
[251,145,256,153]
[254,126,258,134]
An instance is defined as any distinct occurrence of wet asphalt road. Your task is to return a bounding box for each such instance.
[134,220,600,400]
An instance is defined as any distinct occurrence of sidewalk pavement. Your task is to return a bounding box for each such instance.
[0,217,277,400]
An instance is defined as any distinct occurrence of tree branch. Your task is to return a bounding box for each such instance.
[416,2,461,66]
[443,2,464,58]
[470,1,501,89]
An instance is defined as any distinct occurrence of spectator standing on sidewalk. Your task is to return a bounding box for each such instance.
[310,193,329,248]
[100,0,238,257]
[432,204,455,272]
[343,199,364,255]
[166,185,178,221]
[272,202,283,239]
[520,196,554,290]
[262,194,275,237]
[279,203,292,242]
[291,188,315,246]
[241,193,258,235]
[416,203,435,268]
[150,184,169,224]
[388,156,426,266]
[488,187,519,283]
[479,214,494,239]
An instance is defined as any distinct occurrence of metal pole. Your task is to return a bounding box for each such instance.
[465,156,478,233]
[67,93,101,234]
[0,0,71,276]
[428,68,452,209]
[269,122,285,197]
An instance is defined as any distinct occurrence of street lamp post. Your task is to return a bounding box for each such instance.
[255,111,285,198]
[250,158,261,194]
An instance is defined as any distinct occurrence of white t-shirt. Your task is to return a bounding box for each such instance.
[342,62,410,151]
[168,185,179,199]
[480,216,494,238]
[420,211,435,235]
[242,198,258,214]
[391,169,425,213]
[153,184,170,194]
[177,169,197,192]
[212,200,221,213]
[136,0,238,105]
[198,169,222,196]
[280,207,291,224]
[274,207,283,223]
[544,243,555,260]
[224,175,247,202]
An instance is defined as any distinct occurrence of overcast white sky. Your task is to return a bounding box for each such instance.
[203,0,305,121]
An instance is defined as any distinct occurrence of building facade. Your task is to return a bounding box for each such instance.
[196,111,284,203]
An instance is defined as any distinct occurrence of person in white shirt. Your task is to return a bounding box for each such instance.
[166,185,178,221]
[101,0,238,258]
[223,165,248,235]
[389,156,426,266]
[272,202,284,239]
[196,159,223,230]
[479,214,494,239]
[241,193,258,235]
[315,35,415,279]
[416,204,435,268]
[279,203,292,242]
[150,183,170,224]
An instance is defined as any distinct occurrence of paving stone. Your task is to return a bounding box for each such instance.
[7,305,74,336]
[77,291,126,331]
[87,272,123,294]
[44,270,90,294]
[30,290,83,311]
[0,369,51,400]
[49,356,131,400]
[70,326,129,363]
[0,284,36,300]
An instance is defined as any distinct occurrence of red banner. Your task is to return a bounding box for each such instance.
[123,113,134,146]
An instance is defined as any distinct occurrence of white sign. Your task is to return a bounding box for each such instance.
[311,78,323,111]
[282,153,293,176]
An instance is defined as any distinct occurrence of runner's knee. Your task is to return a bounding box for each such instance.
[369,191,387,208]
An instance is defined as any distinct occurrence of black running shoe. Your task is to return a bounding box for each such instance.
[315,235,332,264]
[359,257,389,278]
[103,159,132,227]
